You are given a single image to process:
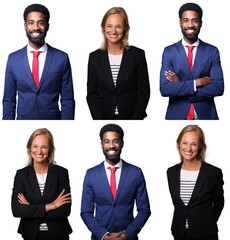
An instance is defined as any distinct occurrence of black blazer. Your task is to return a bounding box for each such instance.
[167,162,224,239]
[86,46,150,119]
[11,165,72,240]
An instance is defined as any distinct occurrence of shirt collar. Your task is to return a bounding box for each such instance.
[27,43,48,53]
[104,159,123,169]
[182,38,199,47]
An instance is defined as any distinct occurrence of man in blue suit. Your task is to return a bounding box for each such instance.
[2,4,75,120]
[160,2,224,120]
[81,124,151,240]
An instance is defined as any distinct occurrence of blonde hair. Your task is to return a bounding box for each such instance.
[26,128,56,166]
[176,124,207,162]
[100,7,130,50]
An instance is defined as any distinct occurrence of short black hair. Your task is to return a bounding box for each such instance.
[179,2,203,20]
[23,3,50,23]
[99,124,124,141]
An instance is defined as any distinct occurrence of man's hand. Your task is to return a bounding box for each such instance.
[104,231,127,240]
[164,70,179,83]
[195,76,211,87]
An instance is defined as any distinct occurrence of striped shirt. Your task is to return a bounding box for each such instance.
[108,54,122,115]
[180,169,199,228]
[36,173,48,231]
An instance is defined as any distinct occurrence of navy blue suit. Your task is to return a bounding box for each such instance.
[160,40,224,120]
[3,44,75,120]
[80,160,151,240]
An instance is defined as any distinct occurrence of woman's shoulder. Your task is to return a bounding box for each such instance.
[126,45,145,53]
[167,163,181,174]
[203,162,222,173]
[49,164,68,172]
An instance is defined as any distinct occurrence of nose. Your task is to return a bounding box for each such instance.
[186,144,192,151]
[188,19,195,27]
[108,141,115,148]
[33,22,40,30]
[110,26,117,34]
[36,147,43,153]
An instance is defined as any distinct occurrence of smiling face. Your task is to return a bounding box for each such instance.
[180,10,202,44]
[104,13,124,47]
[30,134,50,166]
[178,131,200,162]
[101,131,123,165]
[24,11,49,49]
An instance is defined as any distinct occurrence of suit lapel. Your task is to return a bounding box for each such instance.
[192,40,205,74]
[115,160,128,201]
[21,47,38,90]
[101,51,116,90]
[98,162,114,200]
[188,162,207,205]
[115,48,129,90]
[38,44,54,90]
[177,41,191,73]
[171,163,185,206]
[28,166,42,200]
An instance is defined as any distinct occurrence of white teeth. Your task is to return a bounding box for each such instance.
[32,32,40,36]
[108,150,116,154]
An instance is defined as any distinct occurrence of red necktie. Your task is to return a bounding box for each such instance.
[108,167,119,199]
[31,51,41,88]
[186,46,195,120]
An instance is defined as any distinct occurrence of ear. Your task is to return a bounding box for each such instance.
[200,20,203,28]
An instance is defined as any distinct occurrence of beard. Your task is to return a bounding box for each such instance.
[182,27,200,42]
[26,31,47,46]
[103,148,122,163]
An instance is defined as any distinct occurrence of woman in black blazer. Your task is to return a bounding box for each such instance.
[86,7,150,120]
[167,125,224,240]
[11,128,72,240]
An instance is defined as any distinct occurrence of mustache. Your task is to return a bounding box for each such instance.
[106,147,118,151]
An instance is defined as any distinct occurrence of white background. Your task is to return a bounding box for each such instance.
[0,0,229,239]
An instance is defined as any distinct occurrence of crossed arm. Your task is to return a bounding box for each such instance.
[17,189,71,212]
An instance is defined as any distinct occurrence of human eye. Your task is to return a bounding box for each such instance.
[191,143,198,147]
[113,139,120,144]
[106,24,112,28]
[103,139,110,144]
[182,18,189,24]
[38,20,46,26]
[192,18,200,24]
[27,20,34,26]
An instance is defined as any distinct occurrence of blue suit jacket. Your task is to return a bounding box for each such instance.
[80,160,151,240]
[160,40,224,120]
[3,44,75,120]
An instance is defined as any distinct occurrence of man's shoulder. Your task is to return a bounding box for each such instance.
[198,39,219,50]
[164,40,181,50]
[47,44,69,56]
[9,46,27,57]
[86,161,104,172]
[122,160,142,171]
